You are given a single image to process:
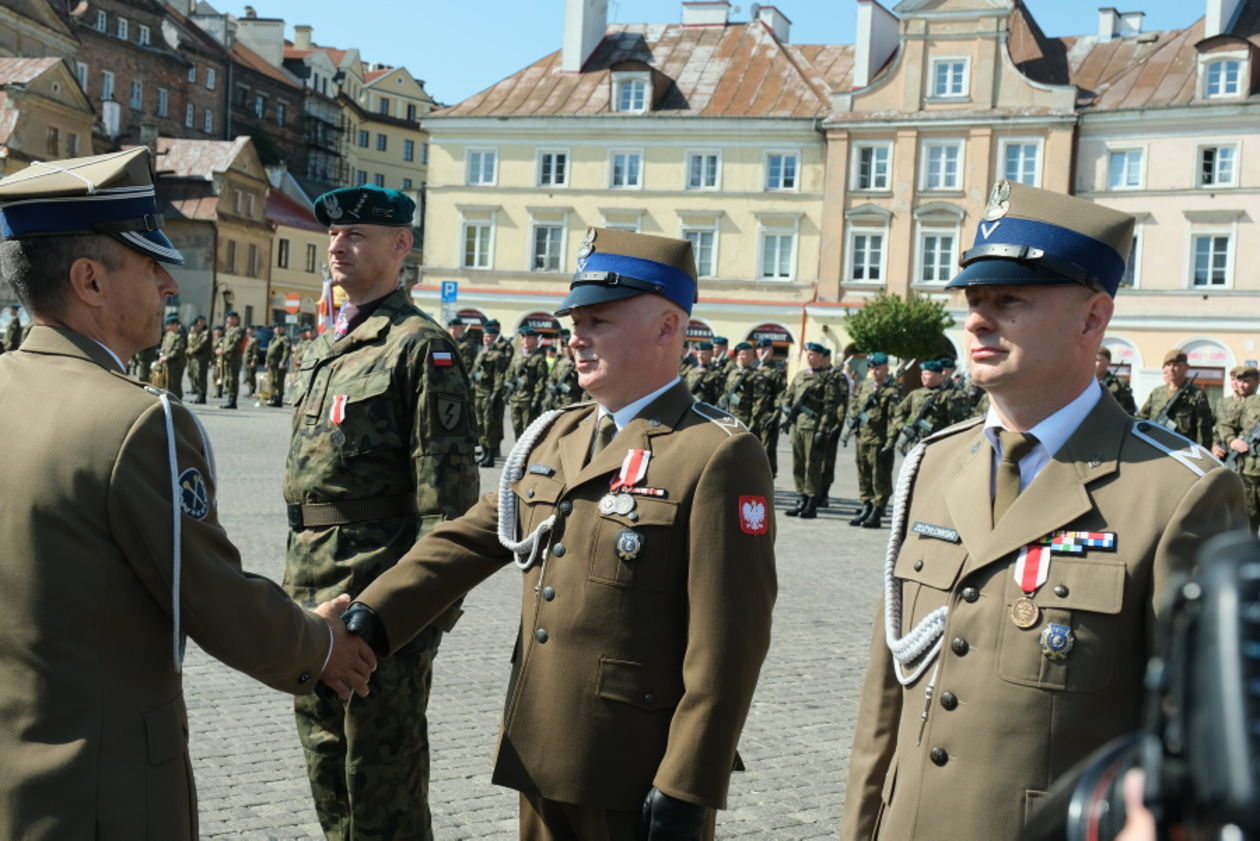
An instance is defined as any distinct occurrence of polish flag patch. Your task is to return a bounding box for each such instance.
[739,495,769,535]
[432,352,454,367]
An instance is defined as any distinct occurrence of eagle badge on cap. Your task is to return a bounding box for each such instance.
[983,180,1012,223]
[576,227,597,271]
[321,194,343,221]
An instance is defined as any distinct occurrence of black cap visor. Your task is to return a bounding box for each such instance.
[945,258,1087,290]
[554,283,644,317]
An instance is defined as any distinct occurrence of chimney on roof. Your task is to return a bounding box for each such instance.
[293,24,313,51]
[562,0,608,73]
[235,12,285,67]
[853,0,899,89]
[682,1,730,26]
[244,5,256,18]
[1205,0,1245,37]
[164,0,194,14]
[1119,11,1144,36]
[1098,7,1120,41]
[753,4,791,43]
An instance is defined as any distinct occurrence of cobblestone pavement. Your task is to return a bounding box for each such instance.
[184,400,896,840]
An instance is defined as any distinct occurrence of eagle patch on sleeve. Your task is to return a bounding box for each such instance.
[739,495,768,535]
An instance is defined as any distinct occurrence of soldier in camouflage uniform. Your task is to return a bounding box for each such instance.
[505,327,549,437]
[889,360,955,456]
[266,324,292,407]
[719,342,759,429]
[751,338,788,477]
[3,304,21,351]
[544,328,584,410]
[157,315,187,399]
[1136,348,1214,447]
[710,335,731,377]
[131,343,158,383]
[683,341,723,405]
[472,319,513,467]
[214,312,244,409]
[209,325,225,397]
[781,342,844,519]
[1219,366,1260,532]
[185,316,212,403]
[242,326,260,397]
[1095,346,1135,414]
[447,317,479,373]
[846,351,903,529]
[283,186,479,841]
[1213,365,1257,459]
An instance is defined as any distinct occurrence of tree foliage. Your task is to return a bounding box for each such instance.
[843,292,955,361]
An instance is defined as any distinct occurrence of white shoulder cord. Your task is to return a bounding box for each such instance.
[144,386,186,673]
[882,441,949,686]
[497,409,566,570]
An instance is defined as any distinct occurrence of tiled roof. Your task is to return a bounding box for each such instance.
[266,189,323,233]
[155,136,252,179]
[0,56,61,86]
[363,68,391,82]
[232,41,302,89]
[438,21,851,118]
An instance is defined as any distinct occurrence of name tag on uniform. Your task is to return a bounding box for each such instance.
[912,521,960,543]
[527,464,555,476]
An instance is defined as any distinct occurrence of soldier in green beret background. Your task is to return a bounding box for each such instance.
[505,326,550,436]
[781,342,844,519]
[283,183,479,841]
[157,315,187,399]
[1218,365,1260,532]
[1135,349,1214,447]
[1094,346,1135,414]
[242,326,260,398]
[544,327,584,410]
[846,351,903,528]
[751,338,788,476]
[215,311,244,409]
[889,359,955,456]
[683,340,723,405]
[185,315,212,403]
[472,319,514,467]
[719,341,759,428]
[265,323,291,407]
[710,335,731,376]
[447,317,479,372]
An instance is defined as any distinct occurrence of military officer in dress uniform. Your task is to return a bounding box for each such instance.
[839,179,1246,841]
[157,314,187,399]
[781,342,844,519]
[284,184,479,841]
[0,147,375,841]
[751,338,787,477]
[1135,349,1214,447]
[337,226,776,841]
[506,326,550,437]
[847,352,903,529]
[473,319,514,467]
[265,323,291,407]
[185,315,211,403]
[1095,346,1136,414]
[216,311,244,409]
[683,340,723,405]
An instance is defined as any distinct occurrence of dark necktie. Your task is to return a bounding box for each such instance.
[993,429,1039,524]
[589,413,617,462]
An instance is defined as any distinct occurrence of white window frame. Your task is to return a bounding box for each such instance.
[756,217,799,282]
[679,218,720,278]
[156,87,169,117]
[461,217,495,270]
[929,57,970,99]
[997,137,1043,187]
[851,141,892,192]
[612,72,650,114]
[304,243,318,273]
[355,170,368,186]
[609,149,644,189]
[1196,142,1239,188]
[276,102,286,126]
[600,209,644,233]
[185,103,194,128]
[187,65,196,83]
[845,224,889,286]
[684,149,722,191]
[530,222,566,272]
[138,24,150,46]
[277,238,290,269]
[920,139,964,191]
[95,10,107,31]
[1203,57,1244,99]
[402,177,413,191]
[357,129,369,148]
[74,61,88,92]
[116,17,128,40]
[373,173,385,187]
[466,147,498,186]
[254,95,266,119]
[100,70,114,102]
[202,109,214,134]
[1106,146,1145,191]
[915,224,961,285]
[536,148,570,188]
[205,67,216,90]
[764,150,801,192]
[1187,228,1235,289]
[129,80,142,110]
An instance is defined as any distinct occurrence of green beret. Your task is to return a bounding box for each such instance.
[224,310,239,319]
[756,338,774,348]
[446,317,463,327]
[695,341,714,351]
[314,184,415,227]
[519,327,538,337]
[164,315,180,324]
[712,336,729,345]
[868,352,889,366]
[805,342,829,355]
[922,360,944,373]
[484,319,501,333]
[937,356,957,368]
[733,341,753,352]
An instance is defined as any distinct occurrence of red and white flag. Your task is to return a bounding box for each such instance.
[432,351,453,367]
[1013,544,1051,594]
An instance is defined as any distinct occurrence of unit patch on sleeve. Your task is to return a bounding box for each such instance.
[179,467,209,520]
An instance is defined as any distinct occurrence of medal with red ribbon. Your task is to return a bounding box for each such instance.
[610,449,651,491]
[329,394,348,447]
[1010,543,1050,629]
[599,449,658,517]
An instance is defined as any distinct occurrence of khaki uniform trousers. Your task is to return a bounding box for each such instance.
[518,792,716,841]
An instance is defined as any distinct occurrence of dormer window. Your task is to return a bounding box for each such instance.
[1204,59,1242,97]
[930,58,969,99]
[612,72,650,113]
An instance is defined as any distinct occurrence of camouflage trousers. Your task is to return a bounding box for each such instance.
[855,441,894,506]
[295,630,441,841]
[268,366,287,405]
[757,419,780,476]
[790,424,830,497]
[519,792,716,841]
[221,356,241,399]
[166,360,185,400]
[510,401,538,439]
[476,393,506,451]
[188,357,208,397]
[821,428,841,496]
[1242,474,1260,533]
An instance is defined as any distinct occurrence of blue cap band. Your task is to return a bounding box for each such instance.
[967,216,1125,294]
[577,251,697,314]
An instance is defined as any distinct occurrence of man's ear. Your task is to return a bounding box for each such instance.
[394,228,414,259]
[1081,292,1114,346]
[67,257,107,309]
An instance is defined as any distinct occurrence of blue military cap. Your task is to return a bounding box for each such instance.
[484,319,501,334]
[557,227,698,316]
[922,360,944,373]
[805,342,830,355]
[868,352,889,366]
[948,180,1135,297]
[733,341,753,352]
[695,340,714,351]
[314,184,415,227]
[0,148,184,265]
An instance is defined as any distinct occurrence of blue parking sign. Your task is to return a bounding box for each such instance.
[440,281,458,303]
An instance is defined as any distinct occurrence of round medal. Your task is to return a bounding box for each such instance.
[1010,596,1040,629]
[614,493,635,516]
[599,494,617,516]
[330,428,346,448]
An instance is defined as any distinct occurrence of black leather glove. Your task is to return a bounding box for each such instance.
[637,787,707,841]
[341,602,390,657]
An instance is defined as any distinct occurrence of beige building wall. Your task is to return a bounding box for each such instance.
[215,163,271,326]
[269,224,327,325]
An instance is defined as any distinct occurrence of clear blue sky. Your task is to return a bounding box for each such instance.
[251,0,1204,105]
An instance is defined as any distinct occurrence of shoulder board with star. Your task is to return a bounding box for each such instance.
[690,401,748,436]
[1129,419,1223,477]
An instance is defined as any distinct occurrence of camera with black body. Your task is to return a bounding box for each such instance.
[1025,530,1260,841]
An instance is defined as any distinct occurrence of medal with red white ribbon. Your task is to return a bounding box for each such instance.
[599,449,653,517]
[329,394,348,447]
[1010,543,1050,629]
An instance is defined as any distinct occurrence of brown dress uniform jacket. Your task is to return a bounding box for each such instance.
[0,327,332,841]
[840,392,1246,841]
[357,380,777,811]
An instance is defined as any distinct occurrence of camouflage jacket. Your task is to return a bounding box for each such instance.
[1220,393,1260,476]
[242,335,259,367]
[782,366,844,435]
[186,328,213,362]
[1136,382,1214,448]
[265,336,291,369]
[217,325,244,363]
[282,287,480,607]
[683,365,723,406]
[506,348,549,410]
[751,361,788,432]
[159,329,186,364]
[718,364,760,427]
[546,354,585,410]
[848,378,904,446]
[1098,372,1136,414]
[889,386,953,451]
[472,338,513,398]
[456,331,479,372]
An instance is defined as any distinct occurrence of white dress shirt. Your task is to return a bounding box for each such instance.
[983,378,1103,494]
[597,376,682,431]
